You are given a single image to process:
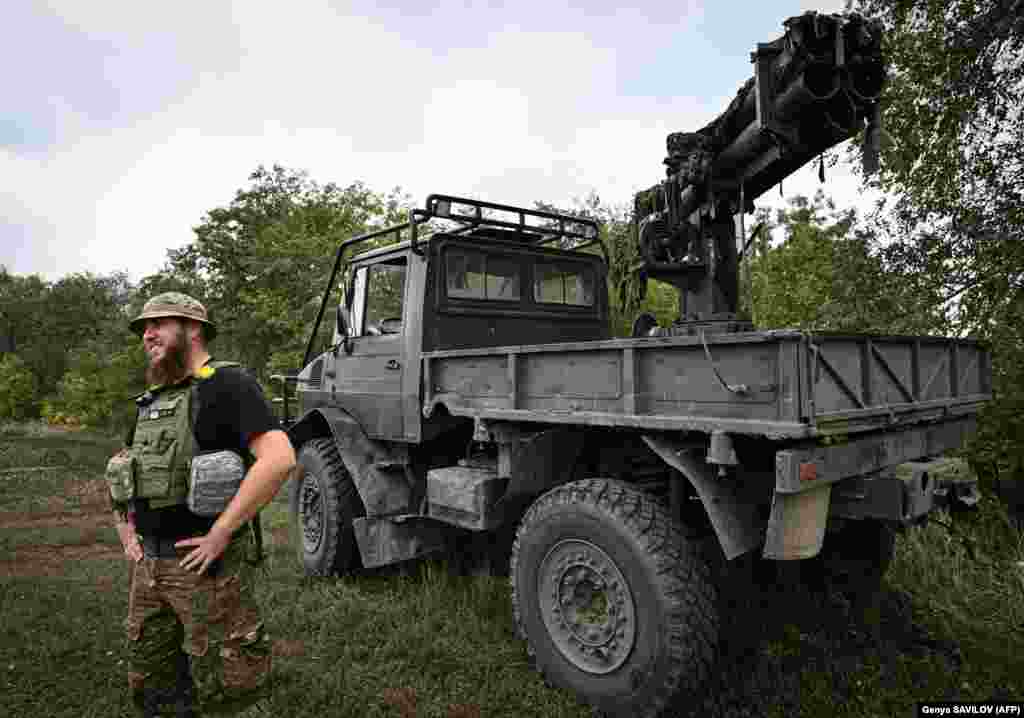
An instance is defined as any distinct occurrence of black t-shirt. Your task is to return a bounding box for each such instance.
[133,365,280,538]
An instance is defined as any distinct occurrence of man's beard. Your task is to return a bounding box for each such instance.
[145,325,191,387]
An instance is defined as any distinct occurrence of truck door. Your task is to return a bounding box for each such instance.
[333,257,408,440]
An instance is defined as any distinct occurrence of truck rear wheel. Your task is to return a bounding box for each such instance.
[511,479,717,718]
[291,438,365,576]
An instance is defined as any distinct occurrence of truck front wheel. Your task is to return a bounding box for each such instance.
[290,438,366,576]
[511,479,717,718]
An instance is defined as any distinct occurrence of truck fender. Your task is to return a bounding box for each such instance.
[643,434,765,560]
[287,407,414,516]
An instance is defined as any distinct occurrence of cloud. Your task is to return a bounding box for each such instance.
[2,0,863,282]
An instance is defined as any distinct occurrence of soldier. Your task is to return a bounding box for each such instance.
[107,292,296,717]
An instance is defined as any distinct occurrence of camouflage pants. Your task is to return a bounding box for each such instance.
[126,533,271,714]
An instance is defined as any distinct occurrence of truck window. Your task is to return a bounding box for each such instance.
[446,249,520,301]
[357,261,406,336]
[534,261,595,306]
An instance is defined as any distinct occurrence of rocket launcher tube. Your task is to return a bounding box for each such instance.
[652,12,886,222]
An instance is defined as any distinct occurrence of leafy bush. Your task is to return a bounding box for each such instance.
[43,342,145,431]
[0,354,39,420]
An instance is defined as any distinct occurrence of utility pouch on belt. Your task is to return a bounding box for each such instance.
[105,452,136,503]
[188,450,246,517]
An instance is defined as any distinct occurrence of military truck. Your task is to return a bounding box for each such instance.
[278,12,991,718]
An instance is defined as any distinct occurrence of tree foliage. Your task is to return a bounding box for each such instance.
[746,192,946,334]
[0,167,411,427]
[849,0,1023,334]
[42,343,145,429]
[851,0,1024,506]
[0,353,38,421]
[170,165,411,376]
[0,267,133,420]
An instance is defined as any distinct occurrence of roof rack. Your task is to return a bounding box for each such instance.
[418,193,600,245]
[302,194,605,367]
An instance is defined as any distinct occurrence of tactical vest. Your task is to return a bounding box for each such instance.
[108,361,240,509]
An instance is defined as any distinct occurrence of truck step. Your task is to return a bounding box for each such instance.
[427,465,509,531]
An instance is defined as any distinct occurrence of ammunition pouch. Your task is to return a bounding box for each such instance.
[106,452,137,503]
[188,450,246,517]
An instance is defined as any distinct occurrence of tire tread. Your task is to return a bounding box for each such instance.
[510,478,717,718]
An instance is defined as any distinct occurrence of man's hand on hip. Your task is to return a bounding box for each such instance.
[175,525,232,575]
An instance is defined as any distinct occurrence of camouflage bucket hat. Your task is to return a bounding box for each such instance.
[130,292,217,340]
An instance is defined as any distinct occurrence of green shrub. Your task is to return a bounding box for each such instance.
[43,343,145,430]
[0,354,39,420]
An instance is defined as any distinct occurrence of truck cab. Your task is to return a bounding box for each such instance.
[294,195,607,444]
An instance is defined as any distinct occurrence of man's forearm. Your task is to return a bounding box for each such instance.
[113,505,143,561]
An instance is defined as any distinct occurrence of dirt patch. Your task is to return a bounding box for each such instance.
[0,542,123,578]
[0,510,109,531]
[0,477,112,532]
[383,687,418,718]
[65,478,111,510]
[272,639,308,657]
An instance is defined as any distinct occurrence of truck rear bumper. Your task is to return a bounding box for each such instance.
[763,417,978,560]
[830,458,980,523]
[774,416,976,496]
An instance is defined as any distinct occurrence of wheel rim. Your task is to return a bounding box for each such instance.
[299,471,325,555]
[538,538,637,675]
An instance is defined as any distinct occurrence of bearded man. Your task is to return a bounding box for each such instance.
[108,292,295,717]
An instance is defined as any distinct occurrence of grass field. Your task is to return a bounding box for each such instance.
[1,422,1021,717]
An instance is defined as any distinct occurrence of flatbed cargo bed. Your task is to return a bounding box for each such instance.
[423,329,990,440]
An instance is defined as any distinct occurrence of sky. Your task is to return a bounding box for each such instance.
[2,0,867,282]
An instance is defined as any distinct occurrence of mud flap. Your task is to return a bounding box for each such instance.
[763,484,831,560]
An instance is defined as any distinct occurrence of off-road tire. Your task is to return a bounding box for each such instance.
[291,438,365,576]
[510,478,718,718]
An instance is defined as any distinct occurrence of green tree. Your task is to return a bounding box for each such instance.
[165,165,411,377]
[746,192,946,333]
[0,353,39,420]
[849,0,1023,336]
[0,267,47,386]
[43,341,146,430]
[851,0,1024,508]
[0,267,131,402]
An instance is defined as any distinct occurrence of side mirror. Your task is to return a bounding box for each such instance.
[336,303,349,337]
[345,279,355,309]
[335,304,352,355]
